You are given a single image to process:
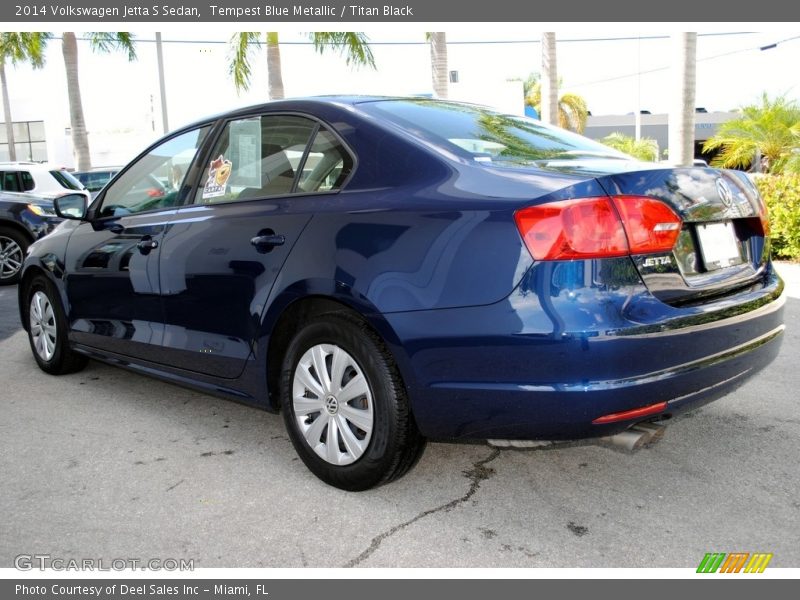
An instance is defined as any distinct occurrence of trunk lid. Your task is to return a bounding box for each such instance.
[537,160,769,304]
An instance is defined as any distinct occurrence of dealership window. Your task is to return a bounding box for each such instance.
[0,121,47,162]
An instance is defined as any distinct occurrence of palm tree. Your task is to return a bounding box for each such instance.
[601,132,659,162]
[426,32,448,99]
[62,32,136,170]
[703,94,800,174]
[0,33,50,162]
[523,74,589,133]
[668,32,697,167]
[230,32,375,99]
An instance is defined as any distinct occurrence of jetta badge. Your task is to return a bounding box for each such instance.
[716,177,734,207]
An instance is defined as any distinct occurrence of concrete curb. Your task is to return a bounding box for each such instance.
[774,261,800,299]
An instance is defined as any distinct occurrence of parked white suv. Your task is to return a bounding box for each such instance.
[0,162,91,202]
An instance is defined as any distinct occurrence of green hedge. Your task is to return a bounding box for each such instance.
[755,173,800,261]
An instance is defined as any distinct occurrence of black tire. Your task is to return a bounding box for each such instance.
[280,312,426,491]
[25,275,88,375]
[0,226,29,286]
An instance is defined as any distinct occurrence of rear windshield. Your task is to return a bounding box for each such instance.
[360,99,629,166]
[50,169,84,190]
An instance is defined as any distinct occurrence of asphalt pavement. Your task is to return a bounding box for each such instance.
[0,268,798,568]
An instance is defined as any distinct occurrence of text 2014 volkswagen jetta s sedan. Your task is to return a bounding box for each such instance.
[18,98,784,490]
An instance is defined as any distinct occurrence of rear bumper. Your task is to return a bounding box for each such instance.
[385,259,785,440]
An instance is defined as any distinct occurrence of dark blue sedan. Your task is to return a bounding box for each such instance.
[18,98,784,490]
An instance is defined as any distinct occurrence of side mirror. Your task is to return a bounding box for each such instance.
[54,193,88,220]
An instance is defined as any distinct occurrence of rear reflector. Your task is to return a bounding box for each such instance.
[515,195,682,260]
[592,401,668,425]
[611,196,682,254]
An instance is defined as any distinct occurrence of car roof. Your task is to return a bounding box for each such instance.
[171,96,441,132]
[0,162,68,171]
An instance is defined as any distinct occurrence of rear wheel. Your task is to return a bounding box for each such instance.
[26,275,88,375]
[0,227,28,285]
[280,312,426,491]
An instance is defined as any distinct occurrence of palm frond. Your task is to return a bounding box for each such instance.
[88,32,137,61]
[705,93,800,173]
[227,32,261,93]
[310,32,376,69]
[0,32,50,68]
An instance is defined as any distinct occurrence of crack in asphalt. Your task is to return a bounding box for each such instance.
[343,448,501,568]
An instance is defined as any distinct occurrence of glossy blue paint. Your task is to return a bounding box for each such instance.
[18,97,785,441]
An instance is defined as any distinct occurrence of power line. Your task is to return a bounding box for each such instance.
[568,34,800,89]
[62,31,758,46]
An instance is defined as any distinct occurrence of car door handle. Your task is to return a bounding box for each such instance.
[250,234,285,251]
[136,237,159,255]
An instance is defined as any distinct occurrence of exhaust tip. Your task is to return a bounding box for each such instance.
[599,421,667,451]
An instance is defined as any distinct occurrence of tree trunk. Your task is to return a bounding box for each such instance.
[0,60,17,161]
[62,32,91,170]
[668,32,697,167]
[430,32,448,99]
[266,32,284,100]
[541,33,559,126]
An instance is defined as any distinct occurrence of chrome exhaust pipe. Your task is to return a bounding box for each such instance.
[487,421,667,452]
[600,421,667,451]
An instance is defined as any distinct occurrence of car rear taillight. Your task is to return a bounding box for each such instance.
[611,196,682,254]
[515,196,682,261]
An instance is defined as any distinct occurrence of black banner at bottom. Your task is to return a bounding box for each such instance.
[2,579,796,600]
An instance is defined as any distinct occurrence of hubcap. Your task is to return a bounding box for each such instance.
[0,236,23,280]
[29,291,57,362]
[292,343,374,466]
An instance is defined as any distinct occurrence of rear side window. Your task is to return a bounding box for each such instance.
[80,171,115,192]
[360,99,628,166]
[20,171,34,191]
[49,169,83,190]
[297,128,353,193]
[195,115,319,204]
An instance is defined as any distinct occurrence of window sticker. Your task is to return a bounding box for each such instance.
[202,155,233,198]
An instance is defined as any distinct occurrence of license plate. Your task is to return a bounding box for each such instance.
[697,222,742,270]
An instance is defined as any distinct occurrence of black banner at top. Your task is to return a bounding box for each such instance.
[3,0,800,22]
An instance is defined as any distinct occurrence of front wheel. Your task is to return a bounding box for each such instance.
[26,275,88,375]
[280,313,426,491]
[0,227,28,285]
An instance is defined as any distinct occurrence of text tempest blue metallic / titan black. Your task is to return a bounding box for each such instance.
[17,97,784,490]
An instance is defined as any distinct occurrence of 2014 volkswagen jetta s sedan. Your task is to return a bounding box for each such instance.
[18,98,784,490]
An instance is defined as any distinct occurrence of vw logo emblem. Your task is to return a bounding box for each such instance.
[324,395,339,415]
[716,178,734,207]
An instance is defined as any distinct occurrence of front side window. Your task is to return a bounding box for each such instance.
[195,115,320,204]
[98,127,210,218]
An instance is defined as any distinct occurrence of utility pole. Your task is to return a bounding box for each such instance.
[156,32,169,134]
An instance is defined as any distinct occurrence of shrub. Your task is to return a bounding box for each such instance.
[755,173,800,260]
[601,132,659,162]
